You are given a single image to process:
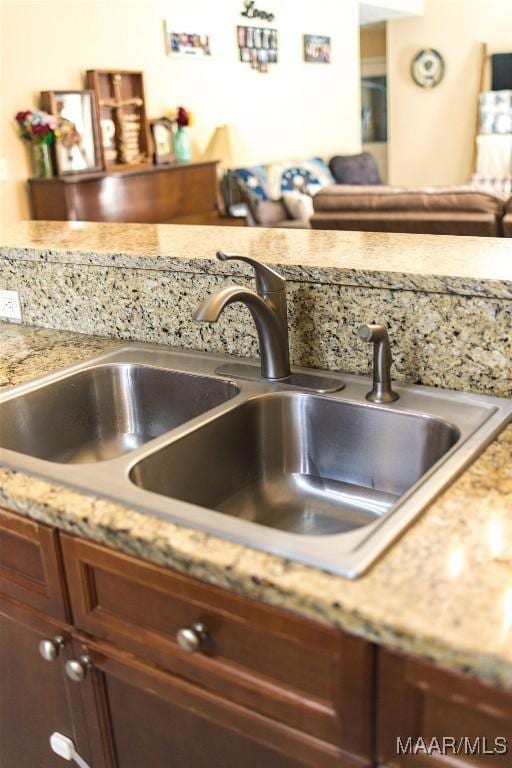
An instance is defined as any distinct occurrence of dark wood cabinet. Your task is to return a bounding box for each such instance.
[0,599,90,768]
[60,534,374,762]
[377,648,512,767]
[28,161,223,225]
[3,505,512,768]
[0,508,373,767]
[0,507,69,621]
[73,633,343,768]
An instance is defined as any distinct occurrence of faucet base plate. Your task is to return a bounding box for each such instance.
[215,363,345,393]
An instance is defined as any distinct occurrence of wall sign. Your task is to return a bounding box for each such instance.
[241,0,275,23]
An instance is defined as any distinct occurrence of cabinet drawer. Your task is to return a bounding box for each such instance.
[75,632,369,768]
[377,648,512,767]
[61,534,374,761]
[0,507,69,620]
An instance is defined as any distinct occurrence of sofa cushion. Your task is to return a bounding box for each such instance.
[329,153,382,185]
[231,165,269,200]
[313,185,505,214]
[282,190,315,221]
[310,210,500,237]
[253,199,289,225]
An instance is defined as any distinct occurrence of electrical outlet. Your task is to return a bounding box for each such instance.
[0,290,22,320]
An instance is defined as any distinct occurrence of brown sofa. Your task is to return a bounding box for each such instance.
[503,196,512,237]
[311,185,507,237]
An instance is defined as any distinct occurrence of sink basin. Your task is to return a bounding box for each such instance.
[131,393,459,536]
[0,363,238,464]
[1,344,510,577]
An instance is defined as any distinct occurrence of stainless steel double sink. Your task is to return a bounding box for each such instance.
[1,344,510,577]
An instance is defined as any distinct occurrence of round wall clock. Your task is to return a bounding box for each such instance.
[411,49,445,88]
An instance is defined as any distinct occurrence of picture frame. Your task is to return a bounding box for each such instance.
[40,90,103,175]
[149,118,176,165]
[237,25,278,73]
[303,35,331,64]
[164,22,211,58]
[86,69,151,169]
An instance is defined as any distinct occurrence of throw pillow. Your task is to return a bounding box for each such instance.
[282,190,315,221]
[281,166,323,196]
[329,152,382,185]
[231,165,269,200]
[267,158,334,200]
[303,157,335,187]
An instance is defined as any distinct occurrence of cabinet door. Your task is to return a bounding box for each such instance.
[73,634,366,768]
[0,506,69,621]
[62,534,374,759]
[377,648,512,767]
[0,598,90,768]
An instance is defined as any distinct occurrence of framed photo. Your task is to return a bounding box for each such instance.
[303,35,331,64]
[40,90,103,175]
[164,22,211,57]
[149,118,176,165]
[237,26,278,73]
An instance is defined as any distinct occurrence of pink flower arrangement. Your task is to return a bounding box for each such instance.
[15,110,58,144]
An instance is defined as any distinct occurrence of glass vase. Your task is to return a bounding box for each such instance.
[30,142,53,179]
[173,126,191,163]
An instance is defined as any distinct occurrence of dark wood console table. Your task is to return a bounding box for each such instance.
[28,161,240,225]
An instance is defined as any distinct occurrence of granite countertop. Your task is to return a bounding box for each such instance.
[1,322,511,690]
[2,220,512,298]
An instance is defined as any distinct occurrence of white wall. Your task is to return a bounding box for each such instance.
[387,0,512,186]
[359,0,424,25]
[0,0,361,225]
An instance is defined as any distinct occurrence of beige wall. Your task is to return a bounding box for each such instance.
[0,0,361,225]
[387,0,512,186]
[360,24,387,58]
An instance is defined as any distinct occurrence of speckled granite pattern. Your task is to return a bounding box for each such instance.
[2,258,511,396]
[2,220,512,296]
[0,324,117,389]
[0,323,512,691]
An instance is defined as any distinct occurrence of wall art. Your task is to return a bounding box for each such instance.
[86,69,151,168]
[164,23,211,58]
[411,49,445,88]
[241,0,275,22]
[237,25,278,73]
[303,35,331,64]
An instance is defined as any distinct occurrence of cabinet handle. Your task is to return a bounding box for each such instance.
[65,655,93,682]
[176,623,207,654]
[38,635,65,662]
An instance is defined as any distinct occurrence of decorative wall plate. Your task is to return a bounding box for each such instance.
[411,49,445,88]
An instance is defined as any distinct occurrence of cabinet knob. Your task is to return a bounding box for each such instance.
[65,655,92,682]
[38,635,65,662]
[176,623,207,654]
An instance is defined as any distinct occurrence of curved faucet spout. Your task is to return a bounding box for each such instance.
[193,286,290,380]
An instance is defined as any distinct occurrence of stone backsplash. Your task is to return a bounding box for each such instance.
[1,256,510,397]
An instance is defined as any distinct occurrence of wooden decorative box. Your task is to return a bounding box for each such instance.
[86,69,151,170]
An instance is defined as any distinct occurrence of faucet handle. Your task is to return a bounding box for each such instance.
[216,251,285,294]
